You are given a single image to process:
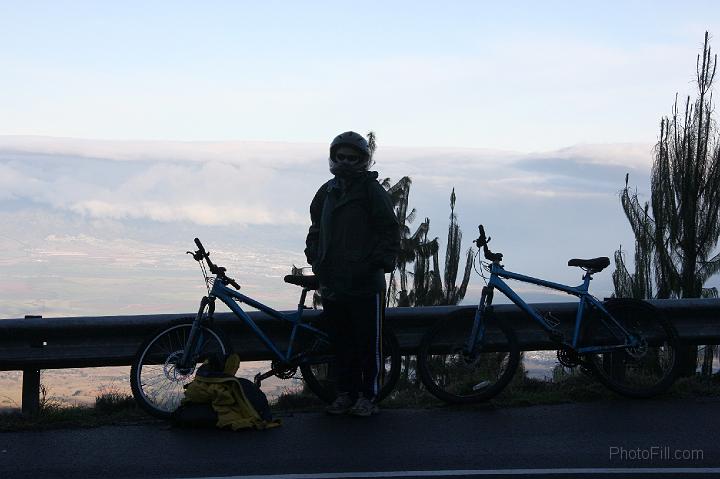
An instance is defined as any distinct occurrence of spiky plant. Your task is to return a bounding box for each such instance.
[614,32,720,376]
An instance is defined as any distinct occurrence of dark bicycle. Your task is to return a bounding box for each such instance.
[417,225,680,404]
[130,238,401,418]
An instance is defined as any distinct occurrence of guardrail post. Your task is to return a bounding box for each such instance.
[21,369,40,415]
[21,315,43,415]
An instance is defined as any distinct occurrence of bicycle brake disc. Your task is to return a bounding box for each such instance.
[165,351,195,379]
[626,336,649,359]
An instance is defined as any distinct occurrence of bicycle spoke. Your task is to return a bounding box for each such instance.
[174,329,183,352]
[418,315,519,404]
[131,324,227,417]
[300,328,401,403]
[199,337,217,354]
[583,300,679,397]
[162,334,175,355]
[141,373,169,388]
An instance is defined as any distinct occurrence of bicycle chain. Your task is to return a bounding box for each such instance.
[271,360,298,380]
[557,347,582,368]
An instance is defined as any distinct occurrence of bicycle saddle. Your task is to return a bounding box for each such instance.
[567,257,610,272]
[284,274,320,290]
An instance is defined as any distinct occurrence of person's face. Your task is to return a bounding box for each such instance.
[333,146,365,164]
[329,144,368,178]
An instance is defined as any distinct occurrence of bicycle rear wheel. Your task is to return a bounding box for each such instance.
[417,313,519,404]
[299,326,401,403]
[583,299,679,398]
[130,321,230,419]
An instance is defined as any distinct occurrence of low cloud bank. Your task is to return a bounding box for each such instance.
[0,136,653,227]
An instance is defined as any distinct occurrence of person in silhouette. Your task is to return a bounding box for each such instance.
[305,131,400,416]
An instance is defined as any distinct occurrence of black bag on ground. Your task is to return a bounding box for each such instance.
[171,402,218,428]
[171,352,277,429]
[236,377,273,422]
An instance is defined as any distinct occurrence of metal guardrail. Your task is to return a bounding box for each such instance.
[2,298,719,414]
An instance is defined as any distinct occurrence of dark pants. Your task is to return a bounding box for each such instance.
[323,292,384,401]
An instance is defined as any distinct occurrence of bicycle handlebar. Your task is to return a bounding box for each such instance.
[189,237,241,289]
[194,237,205,254]
[473,225,504,263]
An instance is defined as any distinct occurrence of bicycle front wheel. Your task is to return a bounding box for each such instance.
[130,321,230,419]
[417,314,520,404]
[299,326,402,403]
[583,299,680,398]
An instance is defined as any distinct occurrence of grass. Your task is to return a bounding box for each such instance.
[374,373,611,410]
[4,373,719,431]
[668,373,720,398]
[268,368,620,412]
[0,384,157,432]
[271,387,325,412]
[494,374,612,407]
[327,368,720,411]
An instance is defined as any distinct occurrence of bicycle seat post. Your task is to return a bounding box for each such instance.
[298,287,310,309]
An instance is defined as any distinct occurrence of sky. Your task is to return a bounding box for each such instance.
[2,1,720,150]
[2,1,720,406]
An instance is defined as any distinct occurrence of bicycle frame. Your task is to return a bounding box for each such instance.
[471,262,640,355]
[181,277,329,368]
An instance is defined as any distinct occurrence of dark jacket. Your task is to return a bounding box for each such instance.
[305,171,400,300]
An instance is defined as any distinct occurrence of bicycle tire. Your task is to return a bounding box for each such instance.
[299,326,402,403]
[583,299,680,398]
[417,313,520,404]
[130,320,230,419]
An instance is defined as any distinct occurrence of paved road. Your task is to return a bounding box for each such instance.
[1,397,719,479]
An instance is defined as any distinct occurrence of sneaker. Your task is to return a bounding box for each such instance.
[325,392,354,415]
[348,395,379,417]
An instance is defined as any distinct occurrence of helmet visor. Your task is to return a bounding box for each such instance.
[328,152,370,176]
[333,152,366,164]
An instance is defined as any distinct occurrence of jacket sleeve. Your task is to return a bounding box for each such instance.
[368,181,401,273]
[304,186,324,265]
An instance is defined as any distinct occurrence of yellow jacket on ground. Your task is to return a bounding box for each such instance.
[182,354,281,430]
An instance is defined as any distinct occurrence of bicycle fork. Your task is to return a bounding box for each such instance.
[178,295,216,370]
[466,286,494,356]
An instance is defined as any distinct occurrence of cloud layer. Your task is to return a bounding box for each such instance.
[0,136,654,226]
[0,135,661,320]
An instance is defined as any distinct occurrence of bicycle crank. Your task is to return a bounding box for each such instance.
[557,347,582,368]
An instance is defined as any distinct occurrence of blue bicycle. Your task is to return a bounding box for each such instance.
[130,238,401,418]
[417,225,680,404]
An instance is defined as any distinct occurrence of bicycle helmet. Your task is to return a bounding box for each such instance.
[328,131,372,177]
